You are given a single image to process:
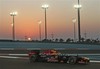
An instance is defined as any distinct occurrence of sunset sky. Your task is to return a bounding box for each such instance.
[0,0,100,40]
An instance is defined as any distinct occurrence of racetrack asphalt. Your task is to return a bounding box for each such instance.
[0,50,100,54]
[0,58,100,69]
[0,50,100,69]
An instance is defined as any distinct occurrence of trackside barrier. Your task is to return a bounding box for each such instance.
[1,48,100,50]
[0,48,14,50]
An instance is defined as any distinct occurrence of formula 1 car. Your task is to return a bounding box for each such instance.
[28,50,90,64]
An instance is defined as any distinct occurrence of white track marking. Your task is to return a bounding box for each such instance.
[0,56,20,59]
[67,54,100,56]
[0,56,29,59]
[90,60,100,63]
[9,54,28,56]
[0,54,28,56]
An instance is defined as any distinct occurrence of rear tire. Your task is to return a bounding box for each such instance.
[68,57,77,64]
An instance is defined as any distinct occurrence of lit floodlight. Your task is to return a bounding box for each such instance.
[74,5,82,9]
[42,4,49,9]
[10,11,18,16]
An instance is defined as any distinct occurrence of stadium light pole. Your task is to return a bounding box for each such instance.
[42,4,49,40]
[74,0,82,42]
[72,18,77,42]
[38,21,42,41]
[10,11,18,41]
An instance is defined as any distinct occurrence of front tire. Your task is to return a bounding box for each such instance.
[29,55,37,63]
[84,60,90,65]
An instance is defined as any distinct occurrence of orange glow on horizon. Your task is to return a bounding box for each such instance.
[0,0,100,40]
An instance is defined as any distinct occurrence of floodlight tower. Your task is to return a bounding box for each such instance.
[10,11,18,41]
[38,21,42,41]
[74,0,82,42]
[42,4,49,40]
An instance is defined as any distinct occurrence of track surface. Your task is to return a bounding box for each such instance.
[0,58,100,69]
[0,50,100,54]
[0,50,100,69]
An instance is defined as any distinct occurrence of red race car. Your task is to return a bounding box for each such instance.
[29,50,90,64]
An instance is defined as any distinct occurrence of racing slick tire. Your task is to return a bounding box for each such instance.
[29,55,37,63]
[68,56,77,64]
[84,60,90,65]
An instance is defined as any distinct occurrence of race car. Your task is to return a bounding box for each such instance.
[28,50,90,64]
